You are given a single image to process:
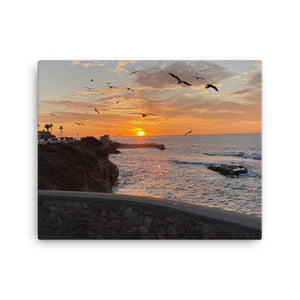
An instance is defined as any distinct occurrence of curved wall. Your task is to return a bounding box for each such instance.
[38,190,261,239]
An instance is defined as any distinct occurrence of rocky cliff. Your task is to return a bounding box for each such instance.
[38,137,119,192]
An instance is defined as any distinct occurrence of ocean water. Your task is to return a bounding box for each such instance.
[109,133,262,217]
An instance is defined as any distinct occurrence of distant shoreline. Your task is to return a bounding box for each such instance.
[110,132,261,138]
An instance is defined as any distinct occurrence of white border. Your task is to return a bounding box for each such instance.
[2,0,300,299]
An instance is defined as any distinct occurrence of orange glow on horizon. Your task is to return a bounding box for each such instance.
[38,120,262,138]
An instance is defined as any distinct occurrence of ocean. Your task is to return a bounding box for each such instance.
[109,133,262,217]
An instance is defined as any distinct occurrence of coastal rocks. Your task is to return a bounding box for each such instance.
[207,164,248,177]
[101,143,121,154]
[38,136,119,192]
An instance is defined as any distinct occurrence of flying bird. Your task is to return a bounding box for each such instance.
[126,87,135,93]
[205,84,218,92]
[74,122,85,126]
[131,112,157,117]
[84,87,94,90]
[192,76,205,80]
[90,79,94,82]
[94,108,100,114]
[169,72,192,86]
[130,71,138,75]
[50,113,57,116]
[107,85,116,88]
[184,129,193,136]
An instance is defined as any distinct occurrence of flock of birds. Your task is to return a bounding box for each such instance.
[49,70,219,136]
[169,72,219,91]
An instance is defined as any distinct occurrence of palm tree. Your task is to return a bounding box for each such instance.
[44,124,50,133]
[59,125,64,137]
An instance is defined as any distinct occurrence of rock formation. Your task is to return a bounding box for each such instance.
[38,136,119,192]
[207,164,248,177]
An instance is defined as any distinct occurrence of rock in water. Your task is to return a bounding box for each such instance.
[207,164,248,177]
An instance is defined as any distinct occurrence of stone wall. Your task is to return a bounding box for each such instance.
[38,191,261,239]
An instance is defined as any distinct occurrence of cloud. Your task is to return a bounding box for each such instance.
[247,72,262,86]
[70,60,107,68]
[228,88,256,95]
[180,93,193,97]
[132,61,233,89]
[39,100,96,112]
[110,61,137,74]
[94,62,106,67]
[97,95,124,102]
[254,61,262,70]
[40,61,261,135]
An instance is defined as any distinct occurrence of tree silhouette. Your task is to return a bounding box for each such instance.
[59,125,64,137]
[44,124,50,132]
[49,123,53,133]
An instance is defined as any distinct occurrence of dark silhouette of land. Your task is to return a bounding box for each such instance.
[38,137,119,192]
[113,142,165,150]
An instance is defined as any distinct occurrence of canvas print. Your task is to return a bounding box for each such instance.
[38,60,262,239]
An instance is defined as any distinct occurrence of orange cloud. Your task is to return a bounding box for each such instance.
[39,61,261,137]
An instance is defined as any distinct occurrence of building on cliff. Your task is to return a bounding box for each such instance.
[99,135,112,144]
[38,129,56,140]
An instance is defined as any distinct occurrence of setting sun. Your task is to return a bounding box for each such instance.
[138,131,145,136]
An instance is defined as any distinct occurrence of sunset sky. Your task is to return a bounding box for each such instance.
[38,60,261,137]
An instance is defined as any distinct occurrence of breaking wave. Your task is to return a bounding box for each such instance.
[172,160,215,165]
[203,152,261,160]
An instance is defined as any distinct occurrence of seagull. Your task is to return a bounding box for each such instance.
[107,85,116,88]
[94,108,100,114]
[192,76,205,80]
[169,72,192,86]
[50,113,57,116]
[205,84,219,92]
[130,71,138,75]
[126,87,135,93]
[74,122,85,126]
[90,79,94,82]
[131,112,157,117]
[184,129,193,136]
[84,87,94,90]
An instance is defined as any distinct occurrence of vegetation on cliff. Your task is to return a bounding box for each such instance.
[38,137,119,192]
